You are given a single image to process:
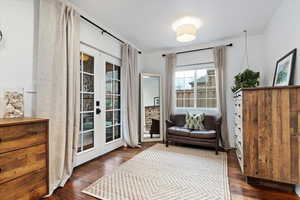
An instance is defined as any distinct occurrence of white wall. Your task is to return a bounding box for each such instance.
[263,0,300,86]
[0,0,35,117]
[141,34,265,147]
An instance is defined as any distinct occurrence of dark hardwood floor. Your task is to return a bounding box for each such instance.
[45,143,300,200]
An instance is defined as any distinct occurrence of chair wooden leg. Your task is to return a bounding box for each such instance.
[166,140,169,147]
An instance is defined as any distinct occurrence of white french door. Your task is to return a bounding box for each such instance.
[75,43,123,166]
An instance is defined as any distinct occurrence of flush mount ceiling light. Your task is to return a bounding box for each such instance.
[172,16,202,43]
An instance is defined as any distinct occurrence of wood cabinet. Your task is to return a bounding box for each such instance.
[0,118,49,200]
[234,86,300,185]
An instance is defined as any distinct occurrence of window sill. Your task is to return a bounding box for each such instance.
[175,107,219,115]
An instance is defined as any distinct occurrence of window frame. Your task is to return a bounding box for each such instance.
[175,63,218,110]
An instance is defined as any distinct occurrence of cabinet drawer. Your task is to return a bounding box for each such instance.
[0,144,47,184]
[0,168,48,200]
[0,122,47,153]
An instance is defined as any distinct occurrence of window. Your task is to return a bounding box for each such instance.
[175,67,217,109]
[105,62,121,143]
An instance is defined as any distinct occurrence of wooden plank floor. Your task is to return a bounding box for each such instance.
[45,143,300,200]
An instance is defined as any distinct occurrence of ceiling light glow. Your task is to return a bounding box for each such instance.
[172,16,202,42]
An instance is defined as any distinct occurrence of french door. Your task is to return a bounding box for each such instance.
[75,43,123,166]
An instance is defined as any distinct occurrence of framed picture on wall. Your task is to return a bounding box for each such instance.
[273,48,297,86]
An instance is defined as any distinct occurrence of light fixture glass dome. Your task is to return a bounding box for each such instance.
[172,16,202,43]
[176,24,197,42]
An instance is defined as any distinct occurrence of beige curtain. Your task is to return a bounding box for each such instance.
[213,46,229,147]
[121,44,140,147]
[164,54,177,119]
[36,0,80,195]
[163,54,177,141]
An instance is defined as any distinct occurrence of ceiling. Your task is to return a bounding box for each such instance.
[70,0,283,51]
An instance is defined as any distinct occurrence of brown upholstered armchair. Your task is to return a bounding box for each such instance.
[166,114,222,154]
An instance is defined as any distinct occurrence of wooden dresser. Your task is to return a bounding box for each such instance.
[0,118,49,200]
[233,86,300,185]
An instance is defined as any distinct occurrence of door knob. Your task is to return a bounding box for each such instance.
[96,108,101,115]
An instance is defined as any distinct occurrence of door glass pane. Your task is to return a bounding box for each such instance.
[83,131,94,150]
[82,53,94,74]
[113,96,120,109]
[82,113,94,131]
[106,95,113,110]
[113,80,120,94]
[114,66,121,80]
[114,110,121,125]
[82,94,94,111]
[114,125,121,139]
[106,63,113,80]
[106,111,113,127]
[106,80,113,94]
[106,127,113,143]
[83,74,94,92]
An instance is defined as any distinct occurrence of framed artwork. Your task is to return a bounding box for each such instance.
[273,49,297,86]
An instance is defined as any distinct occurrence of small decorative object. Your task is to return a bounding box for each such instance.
[231,69,260,93]
[273,49,297,86]
[3,90,24,118]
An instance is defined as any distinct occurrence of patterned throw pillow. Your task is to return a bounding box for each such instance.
[184,112,194,129]
[194,113,205,130]
[184,112,205,130]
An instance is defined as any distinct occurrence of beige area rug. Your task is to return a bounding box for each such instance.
[82,144,231,200]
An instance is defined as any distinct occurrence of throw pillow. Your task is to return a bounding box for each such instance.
[184,112,205,130]
[193,113,205,130]
[184,112,195,129]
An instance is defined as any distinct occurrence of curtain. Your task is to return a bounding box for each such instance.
[36,0,80,195]
[213,46,229,147]
[121,44,140,147]
[163,54,177,141]
[164,54,177,119]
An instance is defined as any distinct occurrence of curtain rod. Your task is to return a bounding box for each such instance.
[162,43,233,57]
[80,15,142,54]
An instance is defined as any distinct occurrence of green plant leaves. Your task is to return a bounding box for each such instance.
[231,68,260,93]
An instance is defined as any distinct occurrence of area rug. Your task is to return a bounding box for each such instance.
[82,144,231,200]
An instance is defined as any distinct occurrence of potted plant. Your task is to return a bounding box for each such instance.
[231,69,260,93]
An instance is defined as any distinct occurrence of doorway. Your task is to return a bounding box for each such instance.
[76,43,123,166]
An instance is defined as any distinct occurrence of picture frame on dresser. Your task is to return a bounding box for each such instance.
[273,48,297,86]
